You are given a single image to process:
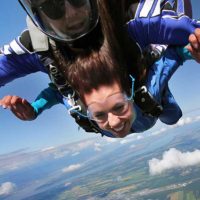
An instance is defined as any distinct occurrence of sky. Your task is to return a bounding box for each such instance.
[0,0,200,155]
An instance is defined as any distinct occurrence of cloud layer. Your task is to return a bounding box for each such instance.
[0,182,16,196]
[62,164,82,173]
[149,148,200,175]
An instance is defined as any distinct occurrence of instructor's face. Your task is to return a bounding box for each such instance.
[39,0,91,37]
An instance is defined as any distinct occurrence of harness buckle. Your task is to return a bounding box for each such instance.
[68,105,82,115]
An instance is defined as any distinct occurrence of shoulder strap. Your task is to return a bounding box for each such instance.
[47,41,103,135]
[26,16,49,52]
[133,44,167,117]
[16,16,49,54]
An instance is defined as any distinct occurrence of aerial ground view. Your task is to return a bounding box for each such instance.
[1,110,200,200]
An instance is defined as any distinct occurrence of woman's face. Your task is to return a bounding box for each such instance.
[83,81,136,138]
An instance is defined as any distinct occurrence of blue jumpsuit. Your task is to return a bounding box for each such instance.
[0,0,197,137]
[128,0,196,49]
[130,47,189,134]
[30,46,192,137]
[0,0,197,87]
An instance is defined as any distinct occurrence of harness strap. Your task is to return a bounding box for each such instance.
[48,40,102,134]
[133,44,167,117]
[70,112,102,133]
[21,22,103,135]
[134,86,163,117]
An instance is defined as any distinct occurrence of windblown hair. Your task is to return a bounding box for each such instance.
[60,0,145,102]
[66,40,129,101]
[98,0,145,83]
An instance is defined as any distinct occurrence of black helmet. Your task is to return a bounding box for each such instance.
[18,0,99,42]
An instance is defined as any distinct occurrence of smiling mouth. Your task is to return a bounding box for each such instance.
[67,20,87,31]
[112,122,125,132]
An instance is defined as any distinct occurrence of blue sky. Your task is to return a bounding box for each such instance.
[0,0,200,155]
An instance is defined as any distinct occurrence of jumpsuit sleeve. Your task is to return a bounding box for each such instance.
[31,86,64,117]
[0,37,47,87]
[176,46,193,61]
[127,0,200,49]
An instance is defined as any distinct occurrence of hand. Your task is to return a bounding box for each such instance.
[186,28,200,63]
[0,95,36,121]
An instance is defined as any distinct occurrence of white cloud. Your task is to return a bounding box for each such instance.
[136,135,144,140]
[41,146,55,152]
[71,152,80,157]
[76,141,94,151]
[130,144,136,149]
[151,127,167,136]
[54,151,69,159]
[149,148,200,175]
[176,117,192,127]
[94,143,102,152]
[120,139,130,145]
[194,115,200,122]
[104,137,118,143]
[62,164,82,173]
[163,115,200,130]
[0,182,16,196]
[64,182,71,187]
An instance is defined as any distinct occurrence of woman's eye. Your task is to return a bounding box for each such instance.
[94,112,106,120]
[113,104,125,113]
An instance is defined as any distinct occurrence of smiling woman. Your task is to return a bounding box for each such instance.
[63,0,200,138]
[84,82,136,138]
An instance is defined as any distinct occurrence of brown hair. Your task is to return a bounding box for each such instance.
[59,0,145,102]
[66,40,129,101]
[97,0,145,83]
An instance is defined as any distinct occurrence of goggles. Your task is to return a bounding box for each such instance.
[19,0,99,42]
[69,75,135,124]
[37,0,88,20]
[87,93,131,123]
[87,75,135,123]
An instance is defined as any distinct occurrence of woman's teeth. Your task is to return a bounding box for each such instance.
[113,123,125,132]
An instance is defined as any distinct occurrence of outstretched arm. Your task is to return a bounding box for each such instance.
[127,0,199,50]
[0,95,36,120]
[0,86,64,121]
[175,28,200,63]
[187,28,200,63]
